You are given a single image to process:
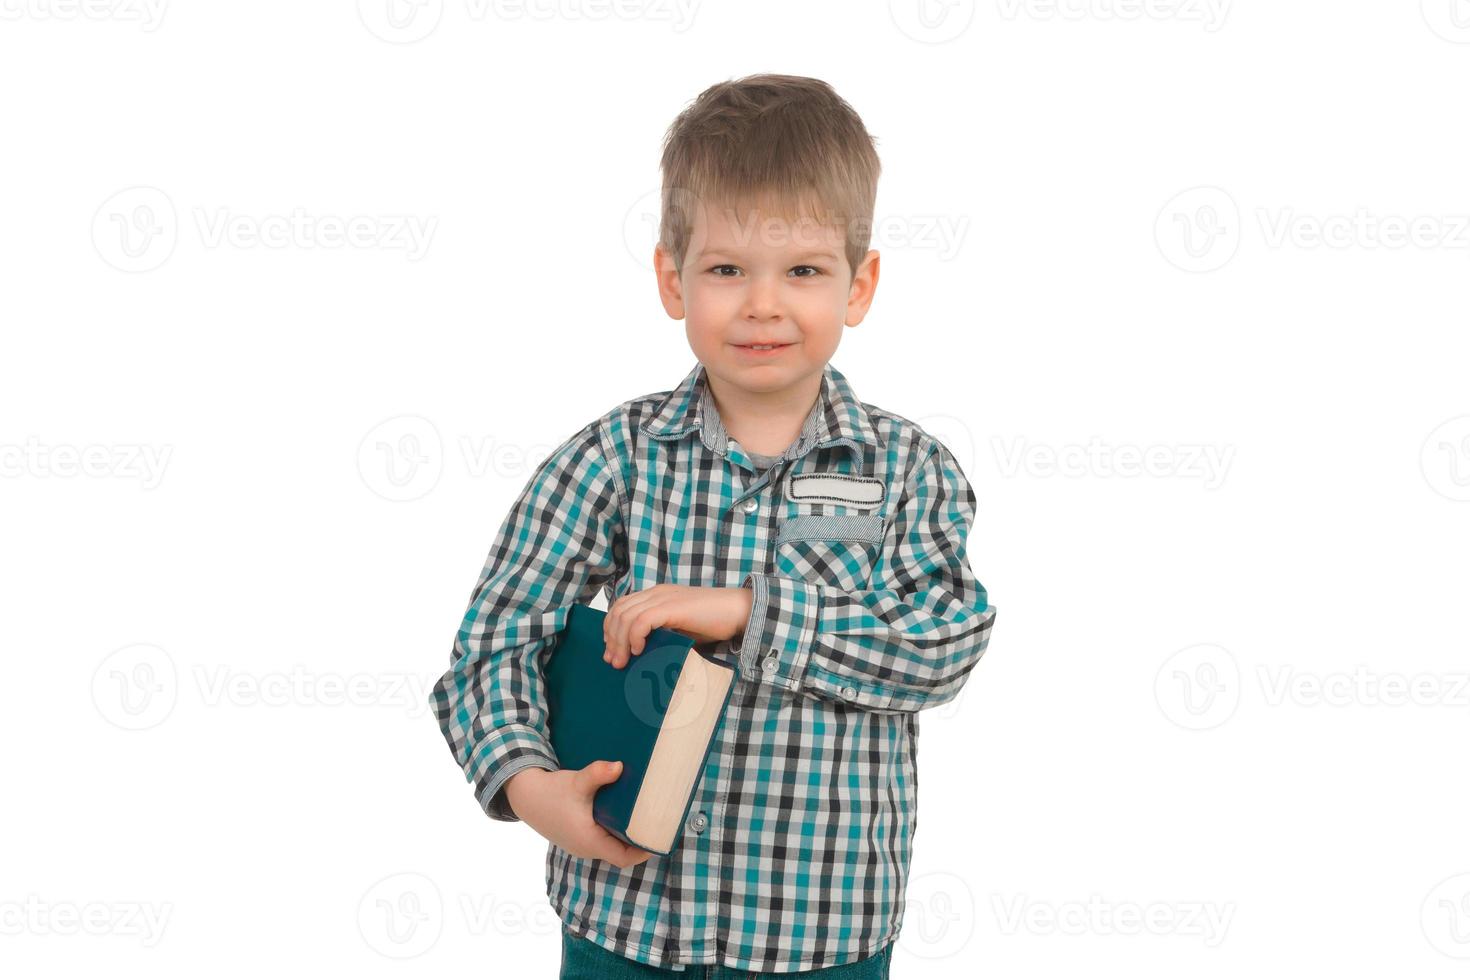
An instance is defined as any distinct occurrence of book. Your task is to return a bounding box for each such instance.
[544,602,737,856]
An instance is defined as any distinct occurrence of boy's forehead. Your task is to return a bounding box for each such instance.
[690,197,846,256]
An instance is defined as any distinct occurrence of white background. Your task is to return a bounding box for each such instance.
[2,1,1468,976]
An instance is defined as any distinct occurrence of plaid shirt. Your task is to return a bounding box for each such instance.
[430,360,997,973]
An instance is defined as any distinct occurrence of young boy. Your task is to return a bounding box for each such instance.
[431,73,997,978]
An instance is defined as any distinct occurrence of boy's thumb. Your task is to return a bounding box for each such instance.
[585,759,623,787]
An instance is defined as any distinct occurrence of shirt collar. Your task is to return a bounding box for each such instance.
[640,360,880,466]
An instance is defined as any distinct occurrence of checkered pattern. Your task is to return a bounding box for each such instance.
[430,360,997,973]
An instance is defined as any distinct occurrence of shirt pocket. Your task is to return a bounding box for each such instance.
[773,514,883,591]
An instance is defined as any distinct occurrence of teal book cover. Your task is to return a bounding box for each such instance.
[545,603,737,856]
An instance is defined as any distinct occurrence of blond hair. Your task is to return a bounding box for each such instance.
[658,73,881,281]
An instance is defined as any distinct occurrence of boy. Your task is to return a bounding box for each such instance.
[430,73,996,977]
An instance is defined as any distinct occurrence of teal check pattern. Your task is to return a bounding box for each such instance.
[430,360,997,973]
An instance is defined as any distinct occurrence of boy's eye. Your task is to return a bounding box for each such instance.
[707,264,824,278]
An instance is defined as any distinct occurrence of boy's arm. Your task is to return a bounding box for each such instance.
[737,440,996,714]
[429,421,626,822]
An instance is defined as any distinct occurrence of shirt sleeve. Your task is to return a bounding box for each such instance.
[736,439,996,714]
[429,421,627,822]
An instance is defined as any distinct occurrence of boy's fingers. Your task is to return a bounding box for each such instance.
[608,843,654,868]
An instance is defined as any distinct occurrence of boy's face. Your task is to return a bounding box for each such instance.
[655,196,879,399]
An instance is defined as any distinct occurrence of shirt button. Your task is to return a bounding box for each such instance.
[741,498,759,515]
[762,655,779,674]
[688,811,708,834]
[841,685,858,700]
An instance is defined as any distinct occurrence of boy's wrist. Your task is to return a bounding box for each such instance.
[503,765,553,817]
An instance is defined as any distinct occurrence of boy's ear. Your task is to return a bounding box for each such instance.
[844,249,880,327]
[653,242,686,320]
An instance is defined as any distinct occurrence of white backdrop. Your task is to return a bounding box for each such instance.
[3,2,1468,977]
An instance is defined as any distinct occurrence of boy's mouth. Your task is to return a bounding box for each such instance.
[733,342,795,354]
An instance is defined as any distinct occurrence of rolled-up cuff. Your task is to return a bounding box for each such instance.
[736,572,819,692]
[473,724,561,823]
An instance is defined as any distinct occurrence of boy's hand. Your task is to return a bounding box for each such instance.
[603,585,754,669]
[503,762,656,869]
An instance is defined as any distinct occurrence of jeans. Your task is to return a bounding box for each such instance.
[559,926,894,979]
